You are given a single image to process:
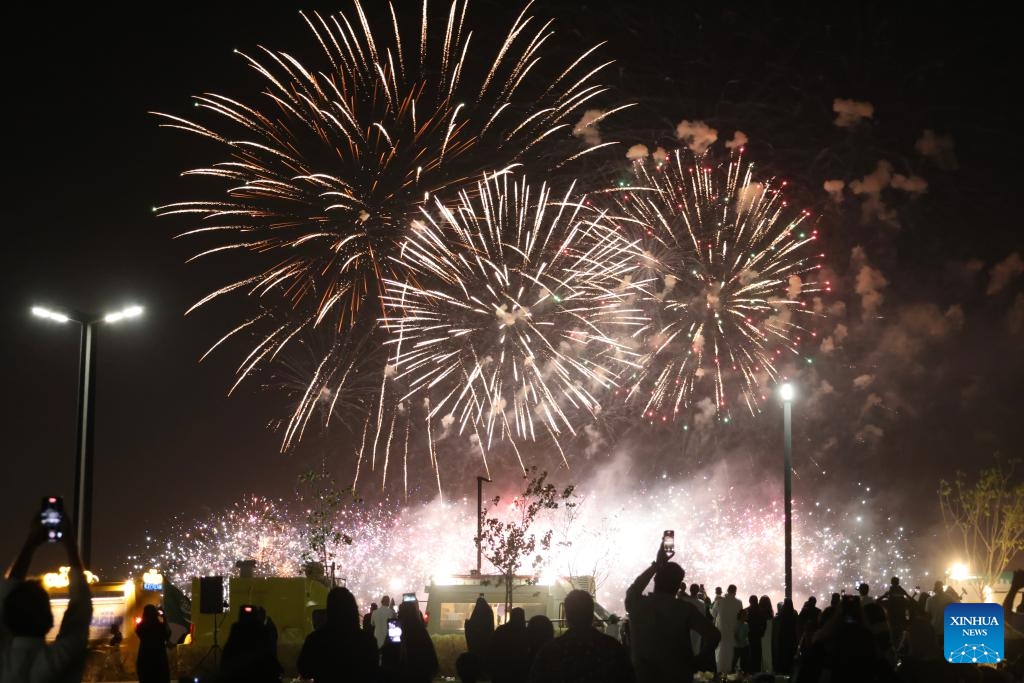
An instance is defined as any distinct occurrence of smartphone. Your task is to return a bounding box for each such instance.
[402,592,417,603]
[661,530,675,555]
[40,496,64,542]
[387,618,402,643]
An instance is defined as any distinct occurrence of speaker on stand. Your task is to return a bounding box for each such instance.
[195,576,225,674]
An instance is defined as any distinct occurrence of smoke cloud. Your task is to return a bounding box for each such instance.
[853,374,875,390]
[915,130,958,170]
[787,275,803,299]
[849,161,896,224]
[626,144,649,160]
[891,174,928,194]
[675,120,719,154]
[986,252,1023,295]
[824,179,845,202]
[852,247,888,320]
[725,130,749,150]
[573,109,604,146]
[833,98,874,127]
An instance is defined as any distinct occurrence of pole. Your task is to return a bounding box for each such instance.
[74,321,97,568]
[476,476,490,574]
[783,398,793,602]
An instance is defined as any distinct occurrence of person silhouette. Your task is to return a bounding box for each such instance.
[878,577,911,646]
[525,614,554,675]
[464,596,495,672]
[794,594,896,683]
[456,651,484,683]
[624,545,720,683]
[297,586,379,683]
[745,595,765,673]
[220,604,282,682]
[0,509,92,683]
[135,604,170,683]
[772,598,798,674]
[798,596,821,637]
[529,589,635,683]
[363,601,378,632]
[380,601,438,683]
[489,607,529,683]
[711,585,742,673]
[757,596,774,673]
[372,596,396,651]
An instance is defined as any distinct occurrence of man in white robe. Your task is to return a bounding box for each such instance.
[711,584,742,673]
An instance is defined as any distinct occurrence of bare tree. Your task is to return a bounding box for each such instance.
[553,495,615,594]
[297,466,356,582]
[939,457,1024,601]
[478,467,575,620]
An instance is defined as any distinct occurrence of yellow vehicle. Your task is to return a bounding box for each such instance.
[189,575,331,652]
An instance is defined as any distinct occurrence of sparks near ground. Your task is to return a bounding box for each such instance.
[129,474,911,615]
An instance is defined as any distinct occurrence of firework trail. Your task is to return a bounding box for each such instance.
[380,172,644,470]
[609,148,826,422]
[264,321,383,451]
[155,1,629,446]
[128,473,914,616]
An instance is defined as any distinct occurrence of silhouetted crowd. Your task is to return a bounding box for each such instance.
[221,551,1024,682]
[1,508,1023,682]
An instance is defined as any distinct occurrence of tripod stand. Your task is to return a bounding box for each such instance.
[195,612,222,675]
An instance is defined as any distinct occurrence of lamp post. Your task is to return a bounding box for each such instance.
[32,304,143,567]
[779,382,795,602]
[476,475,492,575]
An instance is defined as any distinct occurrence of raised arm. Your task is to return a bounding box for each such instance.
[5,515,50,580]
[57,520,92,640]
[626,545,673,613]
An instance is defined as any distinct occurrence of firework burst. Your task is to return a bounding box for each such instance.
[611,149,826,421]
[156,1,628,426]
[264,322,384,451]
[381,172,643,468]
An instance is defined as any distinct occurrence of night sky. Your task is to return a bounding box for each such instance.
[2,1,1020,578]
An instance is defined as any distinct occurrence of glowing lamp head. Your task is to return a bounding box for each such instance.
[104,305,143,324]
[32,306,70,323]
[779,383,795,402]
[949,562,971,581]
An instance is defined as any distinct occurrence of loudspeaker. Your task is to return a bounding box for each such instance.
[199,576,224,614]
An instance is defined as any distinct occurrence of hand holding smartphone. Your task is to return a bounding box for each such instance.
[660,530,675,560]
[39,496,65,543]
[387,618,402,643]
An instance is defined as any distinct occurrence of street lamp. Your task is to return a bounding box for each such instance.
[779,382,794,601]
[32,303,144,568]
